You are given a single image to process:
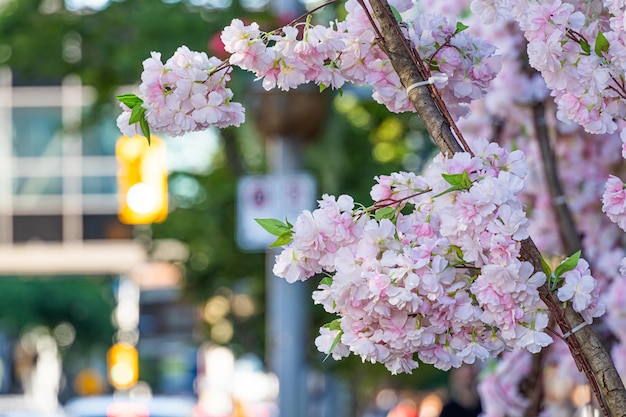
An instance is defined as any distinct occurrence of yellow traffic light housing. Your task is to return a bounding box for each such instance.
[116,135,168,224]
[107,342,139,390]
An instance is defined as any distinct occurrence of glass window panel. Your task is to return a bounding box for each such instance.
[13,176,63,195]
[82,112,119,156]
[12,107,63,157]
[82,176,116,194]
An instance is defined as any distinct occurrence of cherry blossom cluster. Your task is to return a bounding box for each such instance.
[602,175,626,232]
[409,13,501,119]
[471,0,626,136]
[116,46,245,138]
[117,0,503,138]
[555,257,605,323]
[273,140,556,374]
[220,0,500,119]
[422,0,625,300]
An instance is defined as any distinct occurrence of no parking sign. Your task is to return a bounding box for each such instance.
[236,173,316,251]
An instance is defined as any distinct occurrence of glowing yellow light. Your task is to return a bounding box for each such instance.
[127,183,159,214]
[116,135,168,224]
[107,342,138,390]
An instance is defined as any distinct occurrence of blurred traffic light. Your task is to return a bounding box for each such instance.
[116,135,168,224]
[107,342,139,390]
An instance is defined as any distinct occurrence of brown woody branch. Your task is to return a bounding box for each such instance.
[365,0,626,416]
[532,101,582,255]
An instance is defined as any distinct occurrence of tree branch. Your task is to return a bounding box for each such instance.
[532,100,582,256]
[365,0,626,415]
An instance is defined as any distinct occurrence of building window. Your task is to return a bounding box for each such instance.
[13,215,63,243]
[0,69,123,244]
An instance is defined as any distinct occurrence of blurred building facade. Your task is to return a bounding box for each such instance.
[0,67,147,274]
[0,66,197,400]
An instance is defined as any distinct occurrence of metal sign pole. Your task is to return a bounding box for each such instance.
[266,135,309,417]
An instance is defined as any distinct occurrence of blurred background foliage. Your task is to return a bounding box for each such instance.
[0,277,115,347]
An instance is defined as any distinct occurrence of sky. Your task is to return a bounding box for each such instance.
[65,0,110,12]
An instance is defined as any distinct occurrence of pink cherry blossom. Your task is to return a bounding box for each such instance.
[272,142,564,373]
[603,175,626,231]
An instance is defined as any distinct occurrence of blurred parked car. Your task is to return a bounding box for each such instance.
[63,395,196,417]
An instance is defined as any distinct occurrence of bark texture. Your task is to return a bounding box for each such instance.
[366,0,626,415]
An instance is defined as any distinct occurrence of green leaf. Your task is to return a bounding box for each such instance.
[432,185,461,199]
[595,31,610,57]
[129,104,146,124]
[442,171,472,190]
[442,172,464,187]
[580,39,591,55]
[455,21,469,34]
[540,255,552,278]
[323,318,342,331]
[269,232,293,248]
[449,245,465,262]
[117,94,143,108]
[139,116,151,145]
[255,218,292,237]
[375,206,395,221]
[554,250,581,278]
[319,83,327,93]
[460,170,472,189]
[320,276,333,286]
[323,329,344,362]
[390,5,402,22]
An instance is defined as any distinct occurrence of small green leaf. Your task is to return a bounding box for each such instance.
[323,318,342,331]
[390,5,402,22]
[139,117,151,144]
[117,94,143,108]
[269,232,293,248]
[129,105,146,125]
[554,250,581,278]
[580,39,591,55]
[255,218,292,237]
[449,245,465,262]
[442,172,464,187]
[595,31,610,57]
[375,206,395,221]
[540,255,552,278]
[460,170,472,189]
[319,83,327,93]
[455,21,469,34]
[338,87,344,97]
[432,185,462,199]
[323,329,344,362]
[320,276,333,286]
[441,171,472,191]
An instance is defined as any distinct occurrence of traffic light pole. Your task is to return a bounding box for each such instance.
[266,135,309,417]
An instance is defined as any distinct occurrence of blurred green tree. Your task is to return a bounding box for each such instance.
[0,276,115,347]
